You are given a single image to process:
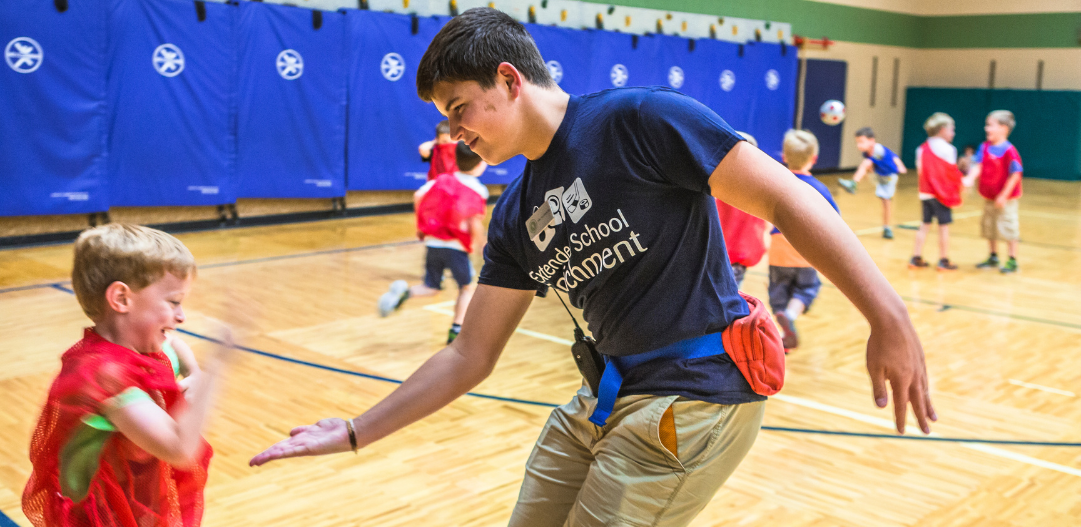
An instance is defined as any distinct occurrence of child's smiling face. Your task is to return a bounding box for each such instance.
[124,272,192,354]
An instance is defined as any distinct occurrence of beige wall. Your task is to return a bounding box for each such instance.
[911,48,1081,90]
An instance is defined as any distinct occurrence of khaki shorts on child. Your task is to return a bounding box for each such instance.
[981,199,1020,241]
[509,384,765,527]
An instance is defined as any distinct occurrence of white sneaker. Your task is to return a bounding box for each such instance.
[377,280,409,317]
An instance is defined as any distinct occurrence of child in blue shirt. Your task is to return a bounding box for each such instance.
[838,127,907,239]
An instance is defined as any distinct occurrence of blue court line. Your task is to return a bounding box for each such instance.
[0,281,67,295]
[169,324,1081,448]
[0,509,17,527]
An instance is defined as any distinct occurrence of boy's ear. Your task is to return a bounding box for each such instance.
[496,62,523,99]
[104,281,133,314]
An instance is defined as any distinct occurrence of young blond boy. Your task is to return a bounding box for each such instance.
[24,224,225,527]
[911,112,964,271]
[769,130,841,351]
[964,110,1023,273]
[837,127,908,239]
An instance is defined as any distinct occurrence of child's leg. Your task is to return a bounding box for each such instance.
[977,200,1001,267]
[410,284,440,297]
[454,284,475,325]
[784,298,806,321]
[913,223,930,257]
[1006,240,1018,259]
[938,225,950,260]
[882,198,893,227]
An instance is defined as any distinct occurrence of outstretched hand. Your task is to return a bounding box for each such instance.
[249,418,352,467]
[866,328,937,434]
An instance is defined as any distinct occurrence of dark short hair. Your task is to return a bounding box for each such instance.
[417,7,555,102]
[963,144,976,152]
[455,141,484,172]
[855,127,875,138]
[436,120,450,135]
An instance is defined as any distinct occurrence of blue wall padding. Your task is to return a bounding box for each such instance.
[799,58,848,170]
[345,11,448,191]
[236,3,347,198]
[0,0,108,216]
[106,0,237,207]
[903,88,1081,181]
[2,3,806,214]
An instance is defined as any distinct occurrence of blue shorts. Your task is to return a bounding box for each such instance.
[768,266,821,312]
[424,247,474,290]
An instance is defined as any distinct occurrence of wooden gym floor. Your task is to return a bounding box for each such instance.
[1,176,1080,526]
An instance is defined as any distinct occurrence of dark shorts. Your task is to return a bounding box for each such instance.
[921,198,952,225]
[730,263,747,287]
[424,247,474,290]
[768,266,822,313]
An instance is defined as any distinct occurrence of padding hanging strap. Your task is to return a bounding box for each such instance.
[312,10,323,30]
[410,14,418,35]
[631,34,638,49]
[54,0,68,13]
[194,1,206,22]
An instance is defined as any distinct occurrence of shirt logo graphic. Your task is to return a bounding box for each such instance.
[719,69,735,91]
[546,60,563,84]
[5,37,43,73]
[153,44,185,77]
[561,178,592,224]
[277,49,303,80]
[610,64,628,87]
[667,66,684,89]
[381,52,405,81]
[765,69,780,90]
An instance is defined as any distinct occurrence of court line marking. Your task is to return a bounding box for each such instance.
[422,302,1081,477]
[852,210,982,236]
[1009,379,1076,397]
[0,509,17,527]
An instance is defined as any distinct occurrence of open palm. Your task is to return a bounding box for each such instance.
[249,418,351,467]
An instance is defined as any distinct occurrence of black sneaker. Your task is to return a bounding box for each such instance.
[447,327,460,344]
[937,258,958,271]
[1000,257,1018,274]
[775,312,799,350]
[976,254,1000,269]
[909,256,929,269]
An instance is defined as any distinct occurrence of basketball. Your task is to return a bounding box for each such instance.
[820,99,846,125]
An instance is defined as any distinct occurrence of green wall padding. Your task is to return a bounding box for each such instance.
[902,88,1081,181]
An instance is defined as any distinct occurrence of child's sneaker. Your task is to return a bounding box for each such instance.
[837,178,857,194]
[447,327,460,344]
[775,312,799,350]
[377,280,410,317]
[908,256,929,269]
[1000,257,1018,274]
[976,254,1000,269]
[883,226,894,239]
[937,258,958,271]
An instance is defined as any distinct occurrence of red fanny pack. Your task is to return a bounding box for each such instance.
[722,292,786,395]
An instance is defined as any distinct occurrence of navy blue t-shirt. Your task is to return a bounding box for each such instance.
[479,88,764,405]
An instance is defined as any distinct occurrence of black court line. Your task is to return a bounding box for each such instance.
[32,284,1081,448]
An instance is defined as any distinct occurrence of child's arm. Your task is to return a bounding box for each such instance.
[418,140,435,159]
[170,335,200,379]
[712,142,935,434]
[894,156,908,174]
[995,172,1022,207]
[852,158,873,183]
[104,363,221,466]
[962,164,981,188]
[467,214,487,256]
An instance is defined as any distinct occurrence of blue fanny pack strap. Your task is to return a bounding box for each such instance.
[589,357,623,427]
[587,332,725,427]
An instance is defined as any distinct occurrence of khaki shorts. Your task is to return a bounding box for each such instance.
[509,384,765,527]
[981,199,1020,241]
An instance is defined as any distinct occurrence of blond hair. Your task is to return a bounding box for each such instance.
[72,224,196,319]
[924,112,955,136]
[987,109,1015,131]
[783,129,819,170]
